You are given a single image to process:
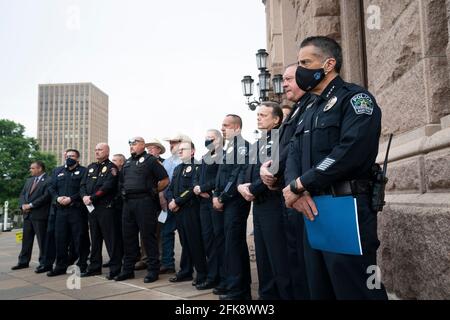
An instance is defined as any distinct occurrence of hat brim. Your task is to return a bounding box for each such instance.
[145,143,166,154]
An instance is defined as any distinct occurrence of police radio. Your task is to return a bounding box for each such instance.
[371,133,393,212]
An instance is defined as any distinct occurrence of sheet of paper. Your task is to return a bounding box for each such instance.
[158,210,168,223]
[86,204,95,213]
[304,195,362,256]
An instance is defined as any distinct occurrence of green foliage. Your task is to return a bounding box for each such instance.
[0,119,57,210]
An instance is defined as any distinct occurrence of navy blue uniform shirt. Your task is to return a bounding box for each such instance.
[285,75,381,194]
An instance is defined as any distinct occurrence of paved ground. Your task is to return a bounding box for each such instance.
[0,223,259,300]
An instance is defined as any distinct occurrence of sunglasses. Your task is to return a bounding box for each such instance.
[128,139,144,146]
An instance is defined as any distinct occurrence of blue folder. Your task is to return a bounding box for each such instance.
[304,195,362,256]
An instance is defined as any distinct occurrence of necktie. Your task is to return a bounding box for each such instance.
[30,177,39,195]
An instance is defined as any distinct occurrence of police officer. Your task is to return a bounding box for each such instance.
[47,149,87,276]
[238,102,293,300]
[167,141,207,285]
[80,143,122,279]
[283,36,388,299]
[260,64,313,299]
[115,137,169,283]
[213,114,252,300]
[193,129,226,291]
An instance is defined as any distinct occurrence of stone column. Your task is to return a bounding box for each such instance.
[339,0,366,86]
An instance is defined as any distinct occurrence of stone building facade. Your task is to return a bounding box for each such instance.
[263,0,450,299]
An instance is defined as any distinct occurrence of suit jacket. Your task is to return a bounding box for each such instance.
[19,173,52,220]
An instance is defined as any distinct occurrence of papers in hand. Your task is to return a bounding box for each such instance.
[86,204,95,213]
[304,195,363,256]
[158,210,168,223]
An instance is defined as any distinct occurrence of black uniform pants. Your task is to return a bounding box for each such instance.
[42,208,56,268]
[54,206,84,271]
[283,204,310,299]
[122,196,159,275]
[199,197,225,284]
[253,193,293,300]
[303,194,388,300]
[175,202,207,281]
[87,205,123,274]
[223,196,251,297]
[18,216,48,266]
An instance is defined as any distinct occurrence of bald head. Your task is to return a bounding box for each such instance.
[95,143,110,162]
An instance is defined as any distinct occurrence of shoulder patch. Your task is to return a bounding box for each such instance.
[351,93,374,115]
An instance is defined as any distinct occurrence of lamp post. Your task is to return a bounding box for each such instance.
[241,49,283,110]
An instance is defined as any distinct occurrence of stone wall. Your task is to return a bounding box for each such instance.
[264,0,450,299]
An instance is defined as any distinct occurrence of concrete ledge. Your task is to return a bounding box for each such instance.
[377,125,450,163]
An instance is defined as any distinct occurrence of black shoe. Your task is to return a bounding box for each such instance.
[134,262,148,271]
[47,268,67,277]
[114,272,135,281]
[102,261,111,268]
[35,265,52,274]
[159,266,176,274]
[169,274,193,283]
[80,270,102,277]
[143,273,159,283]
[11,263,29,270]
[105,272,120,280]
[196,280,217,290]
[213,287,228,295]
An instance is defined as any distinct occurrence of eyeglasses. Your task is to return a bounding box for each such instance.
[128,139,143,146]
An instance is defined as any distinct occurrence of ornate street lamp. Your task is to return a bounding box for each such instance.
[242,49,283,110]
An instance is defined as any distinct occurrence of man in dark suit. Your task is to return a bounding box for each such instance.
[11,161,52,273]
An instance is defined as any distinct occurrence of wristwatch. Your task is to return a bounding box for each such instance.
[290,179,302,195]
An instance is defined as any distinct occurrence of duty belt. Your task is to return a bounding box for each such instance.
[315,180,372,197]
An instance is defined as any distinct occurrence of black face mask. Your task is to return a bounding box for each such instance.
[205,139,214,148]
[66,158,77,167]
[295,65,326,92]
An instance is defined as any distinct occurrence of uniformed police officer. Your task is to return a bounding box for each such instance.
[193,129,226,291]
[238,102,293,300]
[114,137,169,283]
[47,149,88,276]
[167,141,207,285]
[80,143,123,279]
[213,114,252,300]
[283,36,388,300]
[260,64,312,299]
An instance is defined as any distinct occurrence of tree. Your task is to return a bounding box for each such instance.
[0,119,57,212]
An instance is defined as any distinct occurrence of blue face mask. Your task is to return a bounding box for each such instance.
[205,139,214,148]
[66,158,77,167]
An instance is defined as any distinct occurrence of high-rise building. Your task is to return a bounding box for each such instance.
[37,83,108,165]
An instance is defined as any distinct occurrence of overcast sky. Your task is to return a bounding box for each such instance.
[0,0,267,159]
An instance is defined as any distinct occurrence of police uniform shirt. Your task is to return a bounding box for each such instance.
[80,159,118,205]
[167,159,199,207]
[50,164,87,205]
[286,75,381,193]
[214,135,250,203]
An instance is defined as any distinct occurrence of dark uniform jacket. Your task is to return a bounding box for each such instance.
[275,92,314,185]
[49,164,87,208]
[239,129,279,203]
[213,135,250,204]
[19,173,52,220]
[166,158,199,208]
[193,151,220,196]
[80,159,118,207]
[285,75,381,194]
